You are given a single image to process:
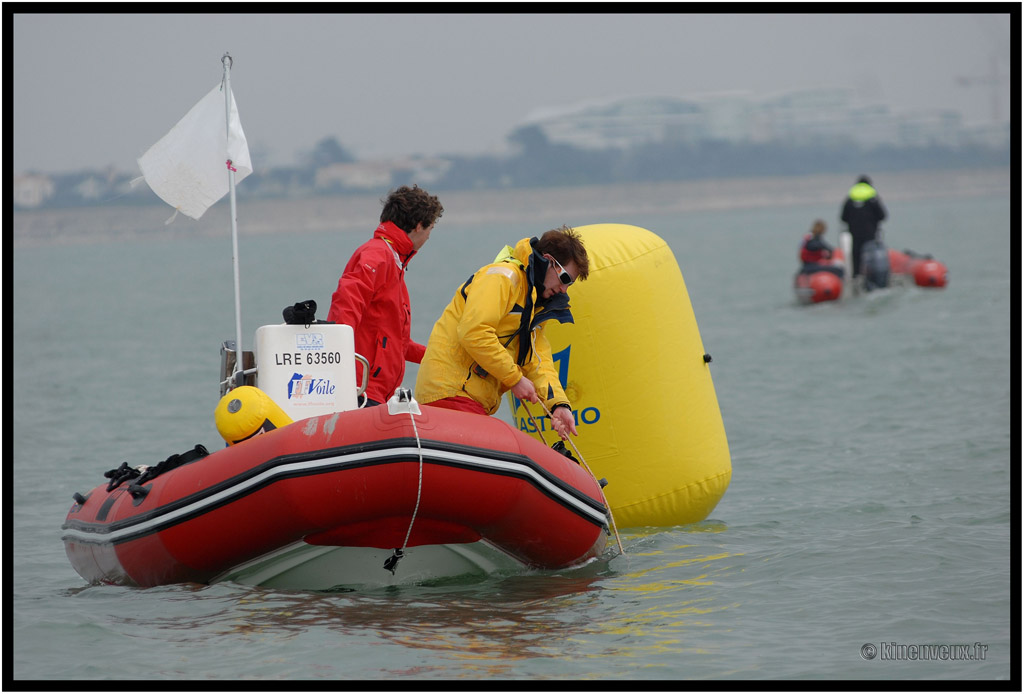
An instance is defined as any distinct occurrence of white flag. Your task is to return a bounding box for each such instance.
[137,82,252,220]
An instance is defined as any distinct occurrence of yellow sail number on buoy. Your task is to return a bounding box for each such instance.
[508,224,731,528]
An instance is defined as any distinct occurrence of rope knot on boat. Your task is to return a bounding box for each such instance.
[383,548,404,575]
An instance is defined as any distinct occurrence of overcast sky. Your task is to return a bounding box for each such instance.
[12,10,1012,174]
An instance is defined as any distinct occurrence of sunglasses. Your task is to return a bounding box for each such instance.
[548,255,575,286]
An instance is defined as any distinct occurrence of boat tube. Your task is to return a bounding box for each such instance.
[794,267,844,304]
[888,248,948,288]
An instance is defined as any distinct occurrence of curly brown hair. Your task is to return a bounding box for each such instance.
[380,185,444,233]
[535,225,589,281]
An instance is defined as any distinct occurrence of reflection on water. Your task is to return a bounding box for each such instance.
[564,524,740,669]
[100,569,603,671]
[99,525,742,679]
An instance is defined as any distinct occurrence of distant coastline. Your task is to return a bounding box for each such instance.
[13,167,1011,249]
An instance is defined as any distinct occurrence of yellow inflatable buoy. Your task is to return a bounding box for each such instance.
[215,386,294,446]
[508,224,731,528]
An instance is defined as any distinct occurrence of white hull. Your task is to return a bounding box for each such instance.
[212,541,534,591]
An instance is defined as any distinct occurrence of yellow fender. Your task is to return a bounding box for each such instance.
[508,224,731,528]
[215,386,294,446]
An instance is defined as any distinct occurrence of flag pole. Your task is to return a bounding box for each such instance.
[222,52,245,389]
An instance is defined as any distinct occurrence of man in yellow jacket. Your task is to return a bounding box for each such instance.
[415,225,588,439]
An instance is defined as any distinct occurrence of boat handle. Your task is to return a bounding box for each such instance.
[354,353,369,398]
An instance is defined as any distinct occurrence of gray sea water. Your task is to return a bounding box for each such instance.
[11,170,1015,684]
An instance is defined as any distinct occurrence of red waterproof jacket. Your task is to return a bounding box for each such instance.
[327,221,425,404]
[800,234,833,264]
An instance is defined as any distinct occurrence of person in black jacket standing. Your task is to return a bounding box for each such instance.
[840,175,887,278]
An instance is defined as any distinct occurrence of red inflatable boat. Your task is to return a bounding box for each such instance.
[62,403,609,589]
[794,243,948,304]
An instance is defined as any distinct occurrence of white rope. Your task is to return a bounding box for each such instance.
[530,398,626,558]
[398,409,424,552]
[525,331,625,556]
[383,389,424,574]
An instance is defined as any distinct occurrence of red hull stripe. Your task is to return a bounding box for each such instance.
[61,438,608,546]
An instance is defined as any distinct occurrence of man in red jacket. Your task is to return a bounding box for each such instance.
[327,185,444,407]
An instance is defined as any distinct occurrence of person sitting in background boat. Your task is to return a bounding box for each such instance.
[799,219,843,277]
[840,175,887,278]
[415,225,588,440]
[327,185,443,407]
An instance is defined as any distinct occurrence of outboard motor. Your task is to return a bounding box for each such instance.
[860,239,891,292]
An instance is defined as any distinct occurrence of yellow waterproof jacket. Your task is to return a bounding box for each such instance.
[415,238,572,415]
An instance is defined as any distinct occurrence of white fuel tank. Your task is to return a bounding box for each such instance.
[254,323,362,420]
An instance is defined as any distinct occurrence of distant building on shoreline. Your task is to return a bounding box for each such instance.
[519,87,1008,151]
